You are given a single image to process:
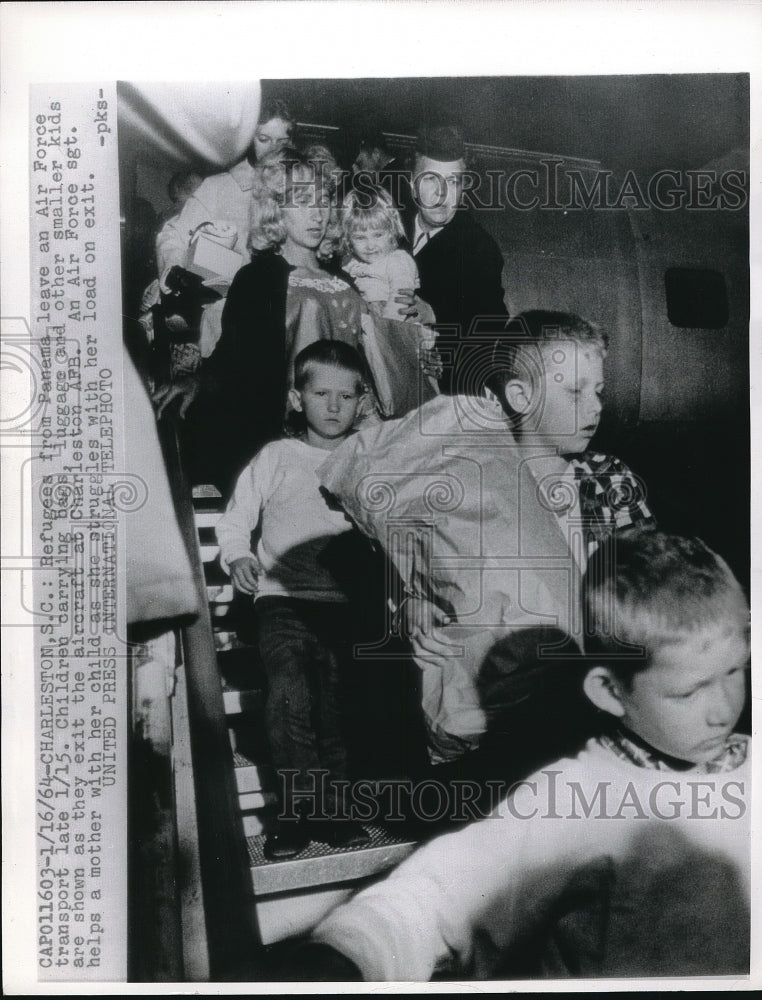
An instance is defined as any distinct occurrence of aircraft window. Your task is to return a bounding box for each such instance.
[664,267,729,329]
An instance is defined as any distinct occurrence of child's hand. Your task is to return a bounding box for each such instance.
[152,374,200,420]
[229,555,260,595]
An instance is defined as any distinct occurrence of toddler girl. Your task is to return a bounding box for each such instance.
[342,185,419,321]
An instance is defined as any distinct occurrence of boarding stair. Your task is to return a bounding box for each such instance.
[192,484,417,947]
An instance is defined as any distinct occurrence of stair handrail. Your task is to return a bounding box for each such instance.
[155,411,263,979]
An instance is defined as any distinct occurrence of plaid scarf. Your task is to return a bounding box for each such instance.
[601,728,748,775]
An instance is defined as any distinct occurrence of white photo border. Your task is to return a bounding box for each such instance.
[2,0,760,994]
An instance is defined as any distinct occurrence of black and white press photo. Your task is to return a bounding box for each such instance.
[1,2,759,992]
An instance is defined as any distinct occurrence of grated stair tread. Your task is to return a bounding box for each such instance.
[246,824,416,894]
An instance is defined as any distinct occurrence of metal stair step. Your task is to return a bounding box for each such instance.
[239,791,278,811]
[191,484,223,504]
[194,510,223,529]
[222,691,264,715]
[232,751,272,794]
[241,810,271,838]
[207,582,234,603]
[223,688,264,715]
[246,824,416,896]
[210,603,234,623]
[213,630,248,652]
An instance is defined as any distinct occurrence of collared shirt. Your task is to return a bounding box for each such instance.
[568,450,654,556]
[601,727,749,775]
[312,731,751,981]
[534,450,653,572]
[412,214,445,255]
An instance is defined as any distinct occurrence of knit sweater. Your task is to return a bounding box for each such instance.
[216,438,355,602]
[312,734,751,980]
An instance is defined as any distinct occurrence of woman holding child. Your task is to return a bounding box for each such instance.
[160,148,433,493]
[207,147,366,490]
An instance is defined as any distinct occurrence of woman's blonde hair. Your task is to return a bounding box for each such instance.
[248,147,342,258]
[302,143,344,260]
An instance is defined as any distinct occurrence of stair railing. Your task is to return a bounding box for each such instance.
[142,411,263,980]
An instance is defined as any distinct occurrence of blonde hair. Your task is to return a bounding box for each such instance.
[479,310,608,422]
[248,147,342,256]
[302,144,344,260]
[584,526,749,687]
[302,142,342,197]
[341,184,404,257]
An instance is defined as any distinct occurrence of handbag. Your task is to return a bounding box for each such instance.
[359,311,439,418]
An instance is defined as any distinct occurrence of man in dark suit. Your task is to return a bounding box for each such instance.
[406,124,508,394]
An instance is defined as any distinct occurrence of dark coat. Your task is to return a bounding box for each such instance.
[408,210,508,393]
[213,250,292,443]
[194,251,363,494]
[412,209,508,335]
[183,252,292,494]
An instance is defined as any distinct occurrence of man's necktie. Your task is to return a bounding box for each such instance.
[413,230,431,255]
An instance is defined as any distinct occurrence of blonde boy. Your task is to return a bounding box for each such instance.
[321,311,653,762]
[216,340,371,859]
[304,527,751,980]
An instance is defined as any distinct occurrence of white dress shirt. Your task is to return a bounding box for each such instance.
[412,214,445,255]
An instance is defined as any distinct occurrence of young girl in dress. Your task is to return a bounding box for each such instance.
[342,185,421,321]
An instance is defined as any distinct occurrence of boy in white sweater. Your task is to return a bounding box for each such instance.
[300,527,751,979]
[216,340,371,859]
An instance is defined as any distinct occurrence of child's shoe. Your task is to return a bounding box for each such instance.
[323,820,371,849]
[263,815,311,860]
